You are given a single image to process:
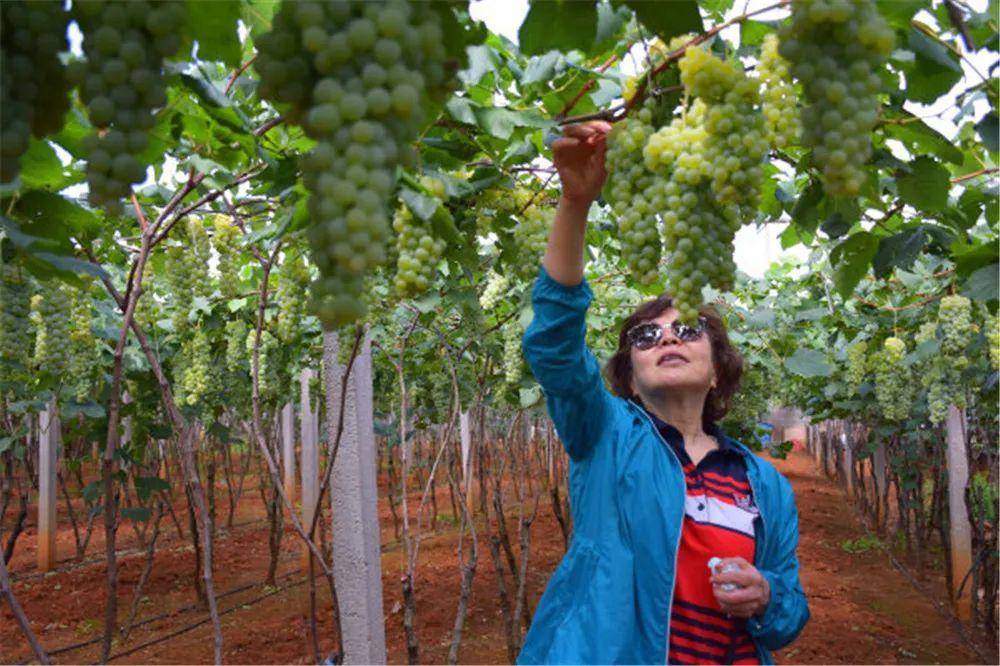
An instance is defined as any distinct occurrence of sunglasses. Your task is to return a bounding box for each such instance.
[626,317,708,350]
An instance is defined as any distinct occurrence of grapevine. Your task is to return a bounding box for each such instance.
[778,0,894,197]
[0,0,71,184]
[254,0,462,328]
[758,33,800,149]
[874,336,912,422]
[70,0,185,212]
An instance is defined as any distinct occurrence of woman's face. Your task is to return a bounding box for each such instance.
[628,307,717,400]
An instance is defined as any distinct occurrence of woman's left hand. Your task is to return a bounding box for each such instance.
[710,557,771,619]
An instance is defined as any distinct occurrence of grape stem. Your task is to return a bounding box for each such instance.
[224,55,258,95]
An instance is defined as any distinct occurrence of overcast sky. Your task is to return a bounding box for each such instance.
[469,0,996,278]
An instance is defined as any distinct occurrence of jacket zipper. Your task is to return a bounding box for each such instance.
[634,406,686,665]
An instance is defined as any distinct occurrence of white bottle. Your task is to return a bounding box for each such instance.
[707,557,741,592]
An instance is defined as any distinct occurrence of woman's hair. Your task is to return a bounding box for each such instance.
[603,294,743,429]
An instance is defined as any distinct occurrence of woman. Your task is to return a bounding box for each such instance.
[517,121,809,665]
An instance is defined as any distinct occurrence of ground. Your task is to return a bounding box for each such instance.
[2,447,996,664]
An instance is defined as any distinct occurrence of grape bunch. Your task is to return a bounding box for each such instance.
[0,1,71,184]
[938,295,972,357]
[254,1,461,328]
[0,254,34,390]
[70,0,185,212]
[68,290,99,402]
[31,282,71,379]
[276,252,311,343]
[393,192,447,297]
[845,340,868,386]
[987,313,999,371]
[874,336,912,421]
[211,216,243,300]
[513,204,554,282]
[605,98,661,284]
[474,186,534,237]
[246,328,280,399]
[503,322,526,387]
[777,0,894,197]
[914,321,956,424]
[177,326,212,408]
[758,34,800,149]
[915,296,973,424]
[224,319,248,373]
[479,270,509,311]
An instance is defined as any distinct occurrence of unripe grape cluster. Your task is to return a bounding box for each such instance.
[474,186,534,237]
[0,256,34,389]
[987,314,999,371]
[393,197,447,297]
[31,282,72,379]
[225,319,248,373]
[254,0,459,328]
[915,296,973,424]
[758,34,800,149]
[605,99,661,284]
[276,252,311,343]
[938,295,972,357]
[68,290,99,402]
[69,0,185,212]
[246,328,280,399]
[177,327,212,408]
[211,216,243,299]
[479,270,509,311]
[778,0,893,197]
[503,322,526,387]
[513,204,554,282]
[874,336,912,421]
[845,340,868,386]
[0,0,71,184]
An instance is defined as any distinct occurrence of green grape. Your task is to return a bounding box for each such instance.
[0,1,72,183]
[178,326,211,407]
[845,339,868,387]
[255,0,463,328]
[186,218,213,301]
[938,294,972,356]
[778,0,893,197]
[502,321,526,387]
[225,319,248,373]
[392,193,446,297]
[758,33,800,149]
[874,336,912,421]
[276,252,311,343]
[246,327,280,399]
[72,0,185,212]
[987,313,999,371]
[31,281,71,379]
[0,254,34,390]
[605,98,661,285]
[479,270,509,311]
[212,215,243,299]
[474,186,534,237]
[68,289,99,402]
[513,204,553,282]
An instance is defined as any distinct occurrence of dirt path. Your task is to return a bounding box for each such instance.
[2,449,994,664]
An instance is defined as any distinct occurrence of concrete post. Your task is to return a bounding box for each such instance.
[945,405,973,621]
[37,398,59,571]
[281,402,295,500]
[841,429,853,497]
[301,367,318,570]
[327,330,386,664]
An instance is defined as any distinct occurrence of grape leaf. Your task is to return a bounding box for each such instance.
[896,156,950,213]
[185,0,242,66]
[962,263,999,302]
[785,348,832,378]
[519,1,598,56]
[831,231,878,299]
[618,0,703,41]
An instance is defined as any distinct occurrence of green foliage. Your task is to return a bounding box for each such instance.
[840,533,883,554]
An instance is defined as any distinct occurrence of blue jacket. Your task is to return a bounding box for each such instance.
[517,267,810,665]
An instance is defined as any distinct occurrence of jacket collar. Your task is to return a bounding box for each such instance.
[628,398,743,457]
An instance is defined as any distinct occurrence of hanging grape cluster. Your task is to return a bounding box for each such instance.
[0,254,34,390]
[503,322,526,387]
[605,98,661,285]
[474,186,534,237]
[987,313,999,371]
[163,218,212,334]
[0,0,71,184]
[68,290,99,402]
[758,33,800,149]
[845,340,868,386]
[70,0,185,212]
[874,336,912,421]
[212,216,243,300]
[254,0,461,328]
[276,252,312,343]
[513,204,554,282]
[176,326,213,408]
[915,296,973,424]
[479,270,509,311]
[778,0,894,197]
[393,178,448,297]
[224,319,248,373]
[31,282,72,379]
[619,42,763,321]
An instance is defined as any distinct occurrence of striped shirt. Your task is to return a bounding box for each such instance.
[644,409,762,665]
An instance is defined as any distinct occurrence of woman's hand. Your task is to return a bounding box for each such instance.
[551,121,611,206]
[710,557,771,619]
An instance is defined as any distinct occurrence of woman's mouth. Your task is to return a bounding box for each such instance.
[657,352,688,366]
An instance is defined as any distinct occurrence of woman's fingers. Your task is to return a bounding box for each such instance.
[562,120,612,141]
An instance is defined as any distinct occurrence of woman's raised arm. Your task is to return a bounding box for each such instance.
[541,121,612,286]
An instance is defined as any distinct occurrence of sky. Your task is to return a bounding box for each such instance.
[469,0,997,278]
